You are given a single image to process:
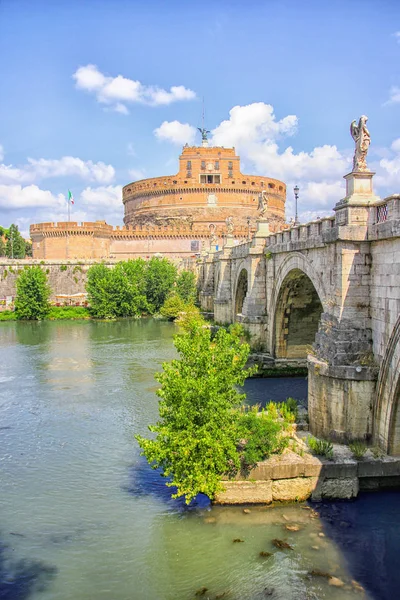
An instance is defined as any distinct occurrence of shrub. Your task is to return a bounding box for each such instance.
[136,323,256,503]
[0,310,17,321]
[236,407,288,469]
[59,265,68,272]
[14,266,51,320]
[307,436,334,459]
[160,294,186,320]
[281,397,298,422]
[349,440,367,459]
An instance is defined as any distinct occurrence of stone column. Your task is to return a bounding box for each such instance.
[308,171,379,443]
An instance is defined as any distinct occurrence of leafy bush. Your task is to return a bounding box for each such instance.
[307,436,334,459]
[136,323,256,503]
[349,440,367,459]
[236,407,288,469]
[280,397,298,422]
[176,270,197,303]
[175,304,204,330]
[160,294,186,320]
[60,264,68,272]
[14,266,51,320]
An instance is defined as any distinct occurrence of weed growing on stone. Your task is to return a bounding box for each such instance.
[307,436,334,459]
[349,440,367,459]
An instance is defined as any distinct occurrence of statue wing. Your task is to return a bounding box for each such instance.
[197,127,202,134]
[350,120,359,141]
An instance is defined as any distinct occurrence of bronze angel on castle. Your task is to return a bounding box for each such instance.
[350,116,371,172]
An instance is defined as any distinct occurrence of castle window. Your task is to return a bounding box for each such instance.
[251,182,255,186]
[200,174,221,184]
[242,180,246,184]
[279,186,283,191]
[186,160,192,170]
[201,161,206,170]
[187,171,192,178]
[228,171,233,178]
[173,180,177,184]
[231,181,235,184]
[268,183,275,189]
[228,161,233,170]
[261,181,264,187]
[215,161,219,170]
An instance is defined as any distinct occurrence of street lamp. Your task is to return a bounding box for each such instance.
[293,185,299,225]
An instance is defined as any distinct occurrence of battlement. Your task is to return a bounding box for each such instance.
[30,221,113,235]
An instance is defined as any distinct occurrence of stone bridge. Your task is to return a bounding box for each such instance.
[199,170,400,455]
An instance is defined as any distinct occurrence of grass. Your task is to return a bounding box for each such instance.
[0,310,17,321]
[349,440,367,459]
[47,306,90,320]
[0,306,90,321]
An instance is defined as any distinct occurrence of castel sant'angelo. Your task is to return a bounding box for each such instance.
[30,132,287,259]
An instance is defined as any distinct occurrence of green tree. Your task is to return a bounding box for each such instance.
[136,323,255,503]
[86,260,150,318]
[14,266,51,320]
[6,224,26,259]
[0,237,5,257]
[176,270,197,303]
[25,240,33,257]
[145,257,177,313]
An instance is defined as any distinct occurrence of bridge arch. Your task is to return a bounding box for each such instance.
[269,253,327,359]
[373,315,400,455]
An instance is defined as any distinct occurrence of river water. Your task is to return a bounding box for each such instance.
[0,319,398,600]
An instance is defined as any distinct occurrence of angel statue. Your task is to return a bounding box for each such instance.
[350,116,371,172]
[257,190,268,217]
[225,216,234,234]
[198,127,210,142]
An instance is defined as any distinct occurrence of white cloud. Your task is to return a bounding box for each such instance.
[0,156,115,185]
[0,144,4,162]
[0,184,65,210]
[80,185,123,208]
[73,64,196,114]
[212,103,297,148]
[394,31,400,43]
[127,143,136,157]
[154,121,197,145]
[375,140,400,189]
[384,86,400,105]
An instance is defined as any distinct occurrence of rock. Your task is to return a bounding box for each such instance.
[243,508,251,514]
[311,545,319,550]
[285,524,300,532]
[309,569,332,579]
[259,551,272,558]
[195,587,208,596]
[282,514,290,521]
[351,580,365,593]
[264,588,275,596]
[232,538,244,543]
[318,532,325,537]
[329,577,344,587]
[272,538,293,550]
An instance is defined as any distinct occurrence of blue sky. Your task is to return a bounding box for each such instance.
[0,0,399,235]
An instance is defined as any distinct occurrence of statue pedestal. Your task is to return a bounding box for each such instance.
[254,219,270,238]
[334,170,380,231]
[224,234,234,248]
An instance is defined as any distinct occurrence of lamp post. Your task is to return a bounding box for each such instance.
[246,216,251,240]
[293,185,299,225]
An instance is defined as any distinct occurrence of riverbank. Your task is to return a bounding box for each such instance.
[0,306,91,321]
[215,438,400,504]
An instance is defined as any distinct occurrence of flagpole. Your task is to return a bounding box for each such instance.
[68,192,70,223]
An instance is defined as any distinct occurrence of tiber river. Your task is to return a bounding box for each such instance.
[0,319,399,600]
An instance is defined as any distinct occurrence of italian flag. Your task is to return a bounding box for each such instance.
[68,190,75,205]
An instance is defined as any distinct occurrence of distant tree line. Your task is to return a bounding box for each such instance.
[8,257,198,321]
[0,224,32,259]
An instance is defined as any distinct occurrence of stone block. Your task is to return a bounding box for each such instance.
[317,477,359,500]
[214,480,272,504]
[272,477,317,501]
